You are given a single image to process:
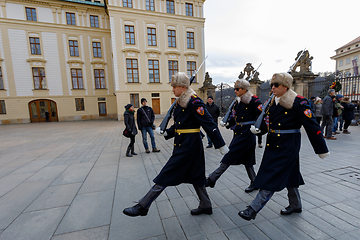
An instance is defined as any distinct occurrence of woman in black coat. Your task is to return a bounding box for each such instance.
[124,104,138,157]
[341,97,355,134]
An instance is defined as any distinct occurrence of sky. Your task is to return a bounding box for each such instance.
[203,0,360,86]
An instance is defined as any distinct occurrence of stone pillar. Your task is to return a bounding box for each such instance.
[292,73,318,97]
[199,72,216,101]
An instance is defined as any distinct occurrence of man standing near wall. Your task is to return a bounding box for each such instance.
[321,89,337,140]
[205,96,220,148]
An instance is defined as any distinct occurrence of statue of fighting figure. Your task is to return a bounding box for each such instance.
[238,63,261,82]
[290,50,313,73]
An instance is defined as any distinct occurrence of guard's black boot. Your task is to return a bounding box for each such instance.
[131,146,137,155]
[280,206,302,215]
[126,147,132,157]
[238,206,257,221]
[123,203,148,217]
[190,207,212,215]
[205,177,215,188]
[245,184,259,193]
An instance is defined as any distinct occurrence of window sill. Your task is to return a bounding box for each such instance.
[126,82,140,84]
[27,57,47,63]
[32,89,49,91]
[149,82,161,84]
[95,88,108,90]
[72,88,86,90]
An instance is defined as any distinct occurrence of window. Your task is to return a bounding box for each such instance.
[130,93,139,108]
[123,0,132,7]
[146,0,155,11]
[126,59,139,83]
[147,28,157,46]
[26,7,37,21]
[187,61,196,82]
[125,25,135,45]
[0,100,5,114]
[346,58,350,64]
[69,40,79,57]
[185,3,193,16]
[98,102,107,116]
[92,42,102,58]
[148,60,160,83]
[187,32,194,49]
[355,56,359,62]
[166,0,175,13]
[66,12,76,25]
[32,67,47,89]
[152,93,159,97]
[75,98,85,111]
[168,30,176,48]
[90,15,99,28]
[71,69,83,89]
[30,37,41,55]
[168,60,178,82]
[339,60,343,66]
[94,69,106,89]
[0,67,3,90]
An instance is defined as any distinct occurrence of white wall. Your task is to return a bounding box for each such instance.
[38,7,54,24]
[6,3,25,20]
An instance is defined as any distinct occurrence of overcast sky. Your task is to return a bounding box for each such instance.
[203,0,360,86]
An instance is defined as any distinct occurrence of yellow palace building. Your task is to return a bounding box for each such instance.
[0,0,206,123]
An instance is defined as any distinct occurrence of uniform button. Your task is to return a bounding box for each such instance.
[285,112,287,114]
[267,144,269,146]
[174,144,176,146]
[277,145,279,148]
[277,134,280,137]
[182,109,184,111]
[178,133,181,135]
[179,144,181,146]
[245,108,248,110]
[240,133,242,134]
[270,122,272,124]
[179,122,180,124]
[240,125,243,127]
[241,117,244,119]
[278,123,281,126]
[235,133,237,135]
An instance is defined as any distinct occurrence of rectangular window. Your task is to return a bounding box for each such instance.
[187,61,196,82]
[92,42,102,58]
[66,12,76,25]
[0,67,3,90]
[148,60,160,83]
[130,93,139,108]
[339,60,343,66]
[126,59,139,83]
[32,67,47,89]
[75,98,85,111]
[146,0,155,11]
[346,58,350,64]
[147,28,157,46]
[94,69,106,89]
[71,69,83,89]
[30,37,41,55]
[185,3,193,16]
[69,40,79,57]
[125,25,135,45]
[98,102,107,116]
[168,30,176,48]
[187,32,194,49]
[123,0,133,7]
[0,100,6,114]
[168,60,178,82]
[90,15,99,28]
[26,7,37,21]
[166,0,175,13]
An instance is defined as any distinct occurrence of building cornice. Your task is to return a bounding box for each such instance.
[165,50,180,55]
[27,58,47,63]
[330,48,360,60]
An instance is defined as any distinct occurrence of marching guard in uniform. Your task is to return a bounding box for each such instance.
[205,79,262,192]
[123,72,229,217]
[239,72,329,220]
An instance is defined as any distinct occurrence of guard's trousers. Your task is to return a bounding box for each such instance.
[139,184,211,209]
[250,187,302,212]
[209,163,256,184]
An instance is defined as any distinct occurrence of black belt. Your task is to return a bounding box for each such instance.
[269,129,300,134]
[236,121,255,126]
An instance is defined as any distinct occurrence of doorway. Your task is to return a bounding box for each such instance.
[152,98,160,114]
[29,99,58,123]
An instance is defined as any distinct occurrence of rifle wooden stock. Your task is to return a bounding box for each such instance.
[254,93,274,130]
[221,100,236,124]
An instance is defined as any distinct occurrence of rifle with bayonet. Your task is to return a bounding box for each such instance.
[220,63,262,126]
[159,56,208,133]
[253,48,306,131]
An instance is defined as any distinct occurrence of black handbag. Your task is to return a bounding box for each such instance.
[123,129,132,138]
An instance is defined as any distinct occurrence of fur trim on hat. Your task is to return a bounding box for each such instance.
[240,91,253,104]
[270,89,297,109]
[171,72,190,88]
[177,87,196,108]
[271,72,293,88]
[234,79,250,91]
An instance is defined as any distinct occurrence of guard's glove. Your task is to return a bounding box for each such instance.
[219,145,230,155]
[155,127,168,137]
[250,125,261,134]
[318,152,330,159]
[219,121,229,127]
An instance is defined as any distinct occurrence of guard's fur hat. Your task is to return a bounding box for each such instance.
[234,79,250,91]
[271,72,293,88]
[171,72,190,88]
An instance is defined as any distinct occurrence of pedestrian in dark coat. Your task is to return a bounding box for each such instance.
[341,97,356,134]
[205,95,220,148]
[123,72,229,217]
[124,104,138,157]
[239,72,329,221]
[320,89,336,139]
[205,79,262,193]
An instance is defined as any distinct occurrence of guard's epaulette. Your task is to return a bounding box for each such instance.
[253,95,258,98]
[296,95,305,99]
[191,94,199,99]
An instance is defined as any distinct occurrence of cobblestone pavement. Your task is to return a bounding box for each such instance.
[0,119,360,240]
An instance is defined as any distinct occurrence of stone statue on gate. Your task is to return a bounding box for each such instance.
[290,50,313,74]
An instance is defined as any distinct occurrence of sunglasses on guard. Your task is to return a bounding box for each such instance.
[270,82,280,88]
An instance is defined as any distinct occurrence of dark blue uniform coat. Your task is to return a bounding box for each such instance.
[221,95,262,166]
[153,94,225,187]
[253,94,328,191]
